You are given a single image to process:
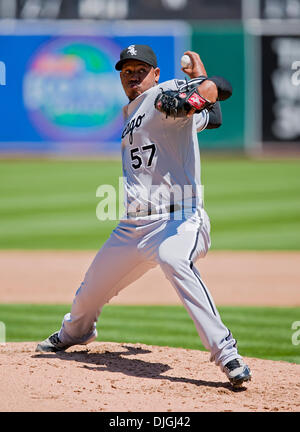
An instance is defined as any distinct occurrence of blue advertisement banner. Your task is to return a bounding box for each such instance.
[0,21,189,154]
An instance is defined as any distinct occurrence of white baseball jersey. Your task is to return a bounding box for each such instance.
[121,79,209,218]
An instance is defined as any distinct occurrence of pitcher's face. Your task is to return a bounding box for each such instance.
[120,60,160,101]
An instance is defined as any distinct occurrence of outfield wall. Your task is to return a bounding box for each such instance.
[0,19,299,155]
[0,19,246,154]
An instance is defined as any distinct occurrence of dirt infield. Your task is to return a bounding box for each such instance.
[0,342,299,412]
[0,250,299,412]
[0,250,299,306]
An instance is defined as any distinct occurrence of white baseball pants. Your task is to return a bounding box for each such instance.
[59,209,240,368]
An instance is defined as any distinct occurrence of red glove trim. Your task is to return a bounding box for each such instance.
[187,92,208,110]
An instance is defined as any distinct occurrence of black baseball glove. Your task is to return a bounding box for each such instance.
[154,79,215,119]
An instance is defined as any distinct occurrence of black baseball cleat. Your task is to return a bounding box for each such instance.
[35,331,72,353]
[223,358,252,388]
[35,330,98,353]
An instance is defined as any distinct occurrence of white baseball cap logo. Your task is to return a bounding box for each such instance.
[127,45,137,56]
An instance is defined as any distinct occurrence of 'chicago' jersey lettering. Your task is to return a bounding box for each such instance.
[121,113,145,145]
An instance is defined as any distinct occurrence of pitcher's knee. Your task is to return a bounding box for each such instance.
[157,245,189,273]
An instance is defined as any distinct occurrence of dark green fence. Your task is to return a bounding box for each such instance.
[191,23,245,150]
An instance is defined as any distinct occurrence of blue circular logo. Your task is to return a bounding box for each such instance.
[23,37,126,141]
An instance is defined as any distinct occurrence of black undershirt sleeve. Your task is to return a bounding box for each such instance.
[197,75,233,101]
[206,101,222,129]
[202,75,232,128]
[186,75,231,128]
[208,75,233,101]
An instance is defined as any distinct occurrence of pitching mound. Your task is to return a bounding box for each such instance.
[0,342,299,412]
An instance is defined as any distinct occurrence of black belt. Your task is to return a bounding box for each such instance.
[127,203,179,218]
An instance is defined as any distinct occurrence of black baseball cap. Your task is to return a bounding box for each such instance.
[115,44,157,71]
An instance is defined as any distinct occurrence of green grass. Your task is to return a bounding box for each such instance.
[0,159,122,249]
[0,157,300,250]
[0,304,299,364]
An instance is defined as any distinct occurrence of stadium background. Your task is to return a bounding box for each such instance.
[0,0,300,368]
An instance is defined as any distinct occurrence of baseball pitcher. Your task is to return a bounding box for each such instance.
[36,45,251,389]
